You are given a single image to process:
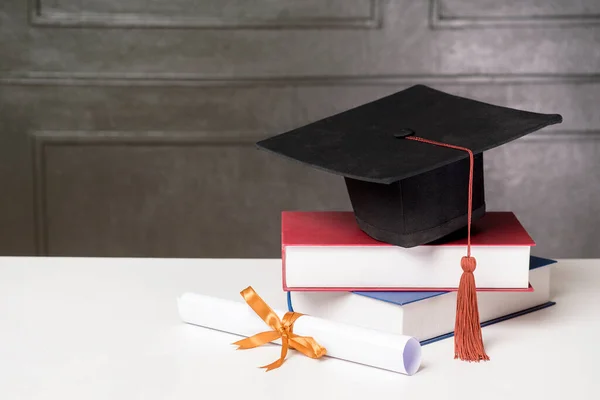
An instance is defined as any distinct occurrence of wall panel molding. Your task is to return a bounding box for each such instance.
[30,130,263,255]
[29,0,382,30]
[430,0,600,29]
[4,72,600,87]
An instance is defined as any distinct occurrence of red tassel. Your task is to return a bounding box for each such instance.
[406,135,489,362]
[454,256,489,362]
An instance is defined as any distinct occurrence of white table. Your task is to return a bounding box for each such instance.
[1,257,598,399]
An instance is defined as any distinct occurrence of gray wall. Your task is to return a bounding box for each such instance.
[1,0,599,259]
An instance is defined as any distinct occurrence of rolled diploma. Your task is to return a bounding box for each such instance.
[177,292,421,375]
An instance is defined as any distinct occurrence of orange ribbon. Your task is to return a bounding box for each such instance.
[232,286,327,371]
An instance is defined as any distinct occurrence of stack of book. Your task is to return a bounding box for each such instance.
[281,210,556,345]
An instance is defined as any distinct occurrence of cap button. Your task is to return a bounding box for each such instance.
[394,129,415,139]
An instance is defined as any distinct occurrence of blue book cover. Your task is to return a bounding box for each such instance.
[353,255,557,305]
[287,255,557,345]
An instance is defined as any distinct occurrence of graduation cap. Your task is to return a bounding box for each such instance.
[256,84,562,362]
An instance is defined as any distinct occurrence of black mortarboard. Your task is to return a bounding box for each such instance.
[256,84,562,248]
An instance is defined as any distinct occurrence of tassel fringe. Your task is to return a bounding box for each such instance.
[454,256,489,362]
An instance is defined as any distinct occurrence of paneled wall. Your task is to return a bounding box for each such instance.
[1,0,599,258]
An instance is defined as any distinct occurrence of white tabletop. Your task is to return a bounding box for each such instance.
[1,257,599,399]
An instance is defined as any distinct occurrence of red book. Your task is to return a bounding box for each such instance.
[281,211,535,292]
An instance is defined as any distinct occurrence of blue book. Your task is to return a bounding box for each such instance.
[288,256,556,345]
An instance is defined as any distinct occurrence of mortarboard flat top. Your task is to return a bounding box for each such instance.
[256,84,562,184]
[256,84,562,248]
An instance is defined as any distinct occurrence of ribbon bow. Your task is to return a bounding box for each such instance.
[233,286,327,371]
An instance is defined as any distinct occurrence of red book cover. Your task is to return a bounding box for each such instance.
[282,211,535,248]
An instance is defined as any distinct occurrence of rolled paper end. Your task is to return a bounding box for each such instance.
[403,337,422,376]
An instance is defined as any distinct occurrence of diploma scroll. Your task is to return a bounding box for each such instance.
[177,292,421,375]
